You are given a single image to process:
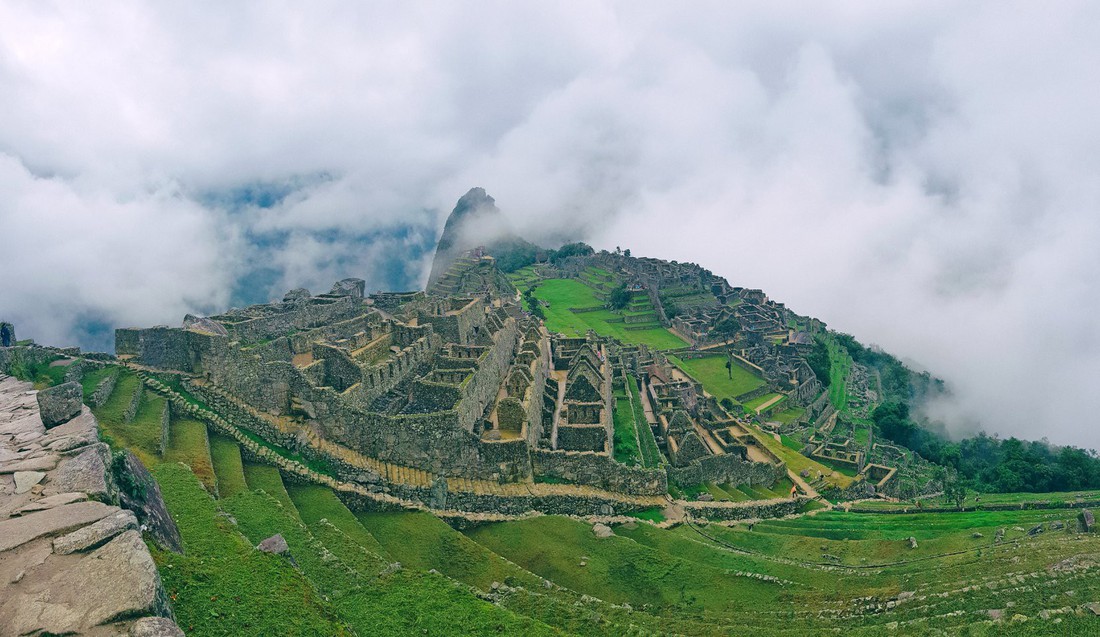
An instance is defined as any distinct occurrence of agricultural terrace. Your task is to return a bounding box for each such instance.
[521,271,687,350]
[668,354,766,405]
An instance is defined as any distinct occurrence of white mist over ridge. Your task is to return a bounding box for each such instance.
[1,2,1098,446]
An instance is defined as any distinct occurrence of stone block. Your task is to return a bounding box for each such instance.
[0,530,168,635]
[53,443,112,500]
[13,470,45,494]
[36,381,83,428]
[0,501,117,552]
[129,617,186,637]
[53,509,138,555]
[257,533,290,555]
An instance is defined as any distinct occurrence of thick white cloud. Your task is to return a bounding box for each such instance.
[1,1,1098,446]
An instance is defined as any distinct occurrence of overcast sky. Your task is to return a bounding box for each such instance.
[1,2,1098,447]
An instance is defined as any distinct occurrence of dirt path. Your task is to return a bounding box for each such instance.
[753,394,784,413]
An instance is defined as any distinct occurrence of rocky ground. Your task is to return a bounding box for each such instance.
[0,373,184,636]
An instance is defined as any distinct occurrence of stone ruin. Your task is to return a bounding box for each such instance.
[0,321,15,348]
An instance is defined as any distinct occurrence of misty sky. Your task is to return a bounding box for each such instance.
[1,2,1099,447]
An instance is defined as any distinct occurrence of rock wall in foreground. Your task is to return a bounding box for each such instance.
[0,373,185,636]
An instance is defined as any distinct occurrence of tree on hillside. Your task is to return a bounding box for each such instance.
[711,317,741,345]
[608,284,631,310]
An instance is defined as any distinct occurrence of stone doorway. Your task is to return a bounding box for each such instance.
[0,323,14,347]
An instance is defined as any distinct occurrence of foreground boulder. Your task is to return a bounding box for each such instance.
[36,381,83,428]
[115,450,183,553]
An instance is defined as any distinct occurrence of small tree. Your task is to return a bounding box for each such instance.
[608,284,631,310]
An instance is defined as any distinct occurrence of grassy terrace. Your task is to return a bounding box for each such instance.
[150,463,347,636]
[668,353,766,405]
[626,374,664,467]
[744,392,785,413]
[525,275,687,350]
[611,390,641,465]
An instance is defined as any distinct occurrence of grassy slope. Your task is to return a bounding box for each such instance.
[150,463,348,636]
[164,414,217,493]
[286,483,390,559]
[611,392,641,465]
[242,462,300,518]
[223,492,557,636]
[626,374,664,467]
[466,516,784,611]
[209,434,248,498]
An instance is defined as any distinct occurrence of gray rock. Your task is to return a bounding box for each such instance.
[257,533,290,555]
[13,470,45,494]
[115,450,182,553]
[53,442,112,500]
[53,509,138,555]
[1028,524,1044,536]
[182,314,229,337]
[0,501,117,552]
[0,454,59,474]
[1081,509,1095,532]
[972,532,984,538]
[908,536,918,549]
[36,381,83,428]
[592,523,614,539]
[1051,520,1064,530]
[283,288,312,304]
[329,278,366,298]
[129,617,186,637]
[0,530,169,635]
[15,491,88,513]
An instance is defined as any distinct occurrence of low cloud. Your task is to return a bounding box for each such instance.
[1,2,1098,446]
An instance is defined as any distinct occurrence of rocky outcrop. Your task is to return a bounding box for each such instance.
[36,380,83,428]
[182,314,229,337]
[329,278,366,298]
[0,373,184,635]
[115,450,183,553]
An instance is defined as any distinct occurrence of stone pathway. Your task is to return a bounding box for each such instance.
[0,374,183,636]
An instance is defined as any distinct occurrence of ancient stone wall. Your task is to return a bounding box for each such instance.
[533,449,667,495]
[684,497,804,522]
[667,453,785,487]
[221,297,362,344]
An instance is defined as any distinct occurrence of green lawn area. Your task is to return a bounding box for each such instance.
[93,374,163,467]
[150,463,348,636]
[80,365,118,403]
[209,434,248,498]
[242,462,300,518]
[626,374,664,467]
[287,483,390,559]
[357,511,540,591]
[773,407,805,424]
[669,354,766,403]
[531,277,687,349]
[744,392,785,413]
[164,414,217,494]
[612,393,641,465]
[466,516,784,611]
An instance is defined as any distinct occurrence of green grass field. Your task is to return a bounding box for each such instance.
[669,354,766,403]
[531,277,687,349]
[150,463,348,636]
[287,483,390,559]
[209,434,248,498]
[242,462,300,517]
[626,374,664,467]
[164,415,217,494]
[773,406,805,424]
[611,392,641,465]
[744,392,785,413]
